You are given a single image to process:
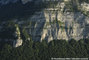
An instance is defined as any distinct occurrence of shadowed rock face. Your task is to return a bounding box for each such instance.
[0,0,31,4]
[0,0,18,5]
[21,0,30,4]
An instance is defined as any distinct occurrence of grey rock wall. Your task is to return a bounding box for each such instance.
[0,0,89,42]
[23,4,89,42]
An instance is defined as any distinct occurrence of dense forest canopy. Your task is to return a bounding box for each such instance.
[0,39,89,60]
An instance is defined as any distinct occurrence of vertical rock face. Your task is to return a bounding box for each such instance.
[31,12,89,42]
[13,24,23,47]
[0,0,89,43]
[13,38,23,47]
[22,1,89,42]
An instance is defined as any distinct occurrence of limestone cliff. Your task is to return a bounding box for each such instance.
[20,1,89,42]
[0,0,89,43]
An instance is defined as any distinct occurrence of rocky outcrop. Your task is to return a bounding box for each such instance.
[81,2,89,11]
[13,38,23,47]
[13,24,23,47]
[21,1,89,42]
[0,0,89,43]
